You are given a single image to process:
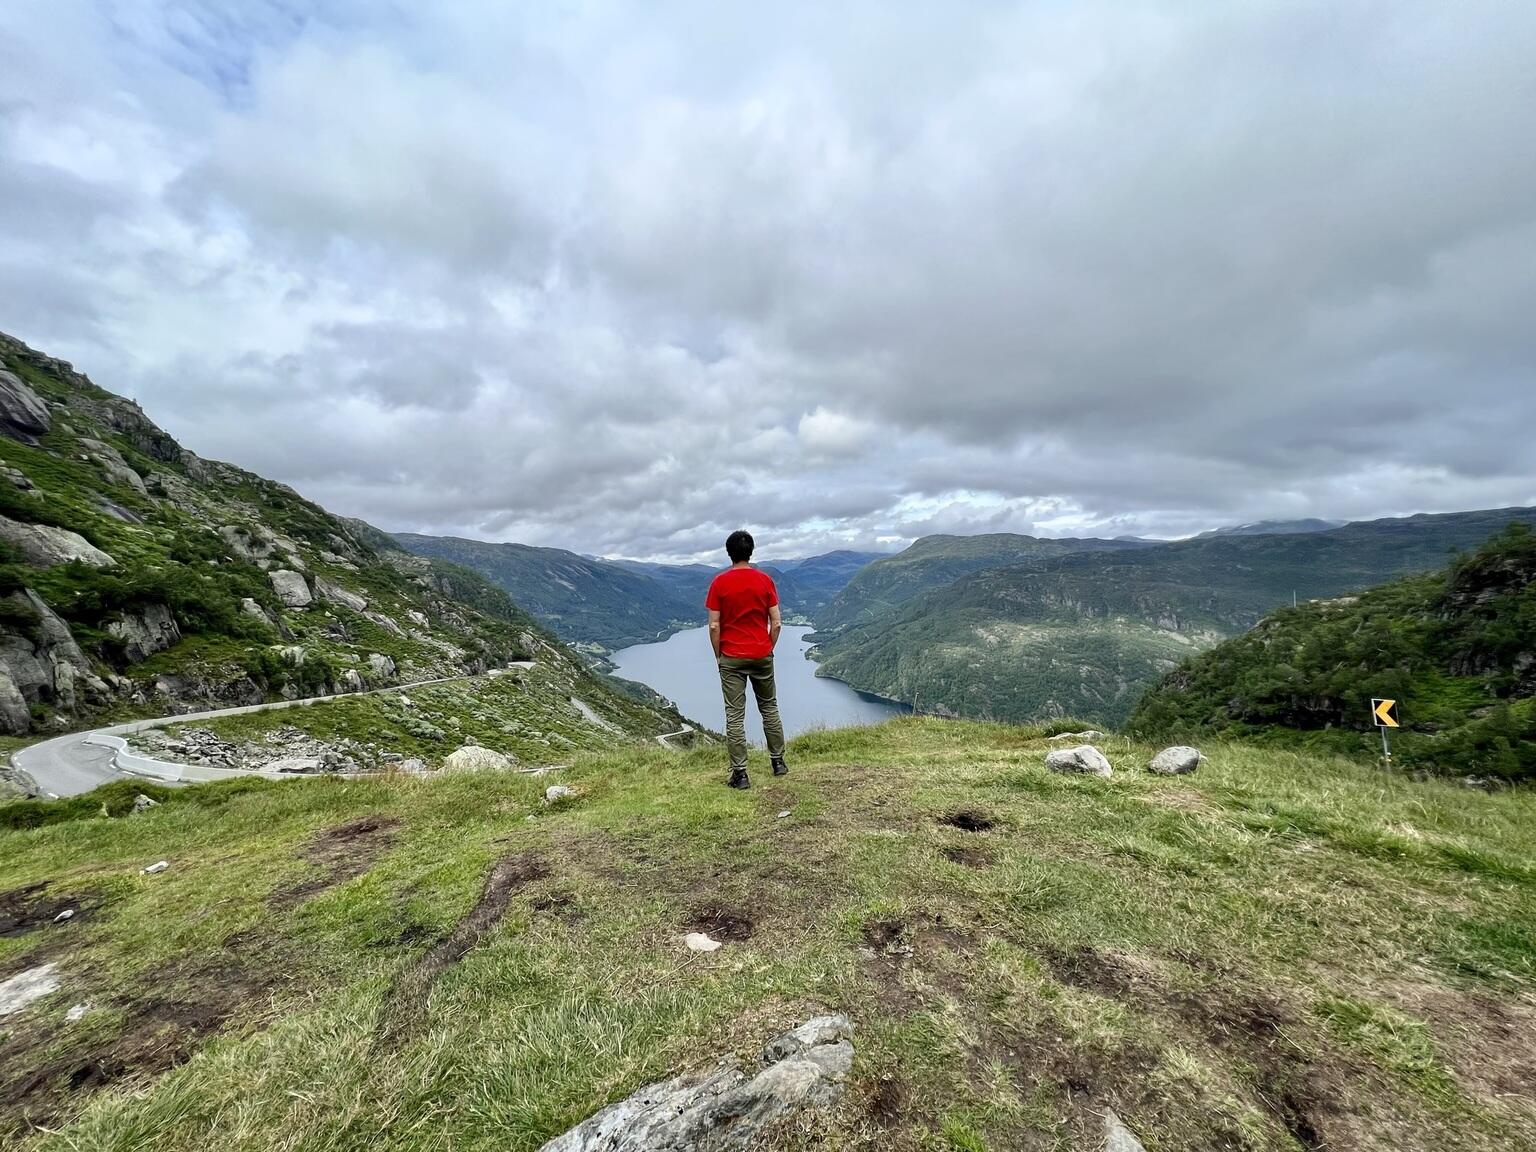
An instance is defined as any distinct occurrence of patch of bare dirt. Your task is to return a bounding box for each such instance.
[0,956,272,1136]
[865,1075,910,1126]
[374,852,549,1047]
[940,843,992,868]
[1394,982,1536,1110]
[685,903,756,942]
[0,882,105,939]
[939,809,995,833]
[268,815,401,909]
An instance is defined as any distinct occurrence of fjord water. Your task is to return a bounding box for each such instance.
[610,625,909,738]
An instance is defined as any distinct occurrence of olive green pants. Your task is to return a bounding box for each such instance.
[717,656,786,770]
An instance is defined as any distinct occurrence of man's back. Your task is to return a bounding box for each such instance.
[705,567,778,659]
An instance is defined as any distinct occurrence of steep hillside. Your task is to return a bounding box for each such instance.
[814,508,1536,726]
[765,550,884,616]
[1195,518,1346,538]
[394,535,705,651]
[1130,524,1536,780]
[0,331,676,739]
[2,719,1533,1149]
[815,533,1147,632]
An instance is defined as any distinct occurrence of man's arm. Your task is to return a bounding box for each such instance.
[708,609,723,659]
[768,604,782,650]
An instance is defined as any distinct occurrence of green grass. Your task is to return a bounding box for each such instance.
[1,718,1533,1150]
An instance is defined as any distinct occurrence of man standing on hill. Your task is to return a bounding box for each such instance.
[706,530,787,789]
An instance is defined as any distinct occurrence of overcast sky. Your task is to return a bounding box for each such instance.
[2,2,1533,560]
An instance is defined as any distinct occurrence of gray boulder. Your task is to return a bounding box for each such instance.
[0,669,30,735]
[0,370,51,441]
[0,589,110,732]
[0,516,115,568]
[132,793,159,813]
[368,653,397,681]
[316,577,368,613]
[77,438,148,496]
[106,603,181,663]
[339,669,365,693]
[269,569,312,608]
[1104,1109,1147,1152]
[443,745,515,773]
[1148,746,1203,776]
[1044,744,1113,777]
[539,1015,854,1152]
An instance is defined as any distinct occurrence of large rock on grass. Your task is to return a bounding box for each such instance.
[0,516,115,568]
[1148,746,1203,775]
[106,603,181,663]
[0,370,51,441]
[1044,744,1112,777]
[269,569,312,608]
[539,1015,854,1151]
[443,745,515,773]
[316,577,368,613]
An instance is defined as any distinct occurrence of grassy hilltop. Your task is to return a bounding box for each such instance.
[3,718,1534,1150]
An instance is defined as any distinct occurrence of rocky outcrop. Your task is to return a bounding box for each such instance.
[106,603,181,663]
[269,569,312,608]
[1148,746,1202,775]
[1044,744,1113,777]
[0,589,111,732]
[539,1015,854,1151]
[443,745,516,772]
[0,369,51,442]
[77,438,148,496]
[368,653,396,681]
[0,516,115,568]
[316,577,368,613]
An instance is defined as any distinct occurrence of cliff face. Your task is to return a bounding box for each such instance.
[0,331,657,736]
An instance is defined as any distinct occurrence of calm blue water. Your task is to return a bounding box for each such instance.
[610,625,908,738]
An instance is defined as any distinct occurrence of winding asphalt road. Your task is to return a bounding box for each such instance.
[12,667,536,799]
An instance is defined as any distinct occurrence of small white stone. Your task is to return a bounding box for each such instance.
[65,1003,91,1023]
[0,965,60,1017]
[776,810,791,819]
[685,932,723,953]
[544,785,576,803]
[53,908,75,923]
[141,860,169,874]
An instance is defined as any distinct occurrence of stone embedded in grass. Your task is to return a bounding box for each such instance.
[544,785,577,803]
[684,932,722,952]
[132,793,159,813]
[142,860,169,874]
[65,1002,91,1023]
[1048,730,1105,742]
[52,908,75,923]
[1045,745,1112,777]
[1148,746,1203,775]
[1104,1108,1147,1151]
[442,745,515,773]
[0,964,60,1017]
[268,569,312,608]
[538,1015,854,1151]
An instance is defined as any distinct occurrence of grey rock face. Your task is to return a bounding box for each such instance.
[106,603,181,663]
[269,569,312,607]
[0,964,60,1017]
[1148,746,1203,775]
[77,438,148,495]
[539,1015,854,1152]
[0,370,52,441]
[0,589,111,733]
[316,577,368,613]
[1103,1108,1147,1152]
[368,653,397,681]
[0,516,116,568]
[1045,744,1113,777]
[339,669,365,693]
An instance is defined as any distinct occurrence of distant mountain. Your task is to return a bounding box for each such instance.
[812,507,1536,727]
[395,536,705,651]
[1129,524,1536,781]
[815,533,1150,633]
[395,539,880,649]
[1194,518,1347,539]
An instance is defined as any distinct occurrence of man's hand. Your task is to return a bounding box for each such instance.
[708,608,723,659]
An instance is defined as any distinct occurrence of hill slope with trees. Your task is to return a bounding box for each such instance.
[1129,524,1536,780]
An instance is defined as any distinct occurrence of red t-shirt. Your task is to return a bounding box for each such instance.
[705,567,779,659]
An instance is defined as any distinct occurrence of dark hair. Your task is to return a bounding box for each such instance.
[725,530,755,563]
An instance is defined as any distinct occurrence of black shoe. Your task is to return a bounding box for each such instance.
[771,756,789,777]
[727,768,751,790]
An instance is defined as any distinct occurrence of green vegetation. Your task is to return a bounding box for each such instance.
[814,509,1536,726]
[1130,525,1536,780]
[2,718,1534,1148]
[0,330,678,738]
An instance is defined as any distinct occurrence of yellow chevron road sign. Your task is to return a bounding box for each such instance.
[1372,698,1399,728]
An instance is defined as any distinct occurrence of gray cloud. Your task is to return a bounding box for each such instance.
[1,1,1533,561]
